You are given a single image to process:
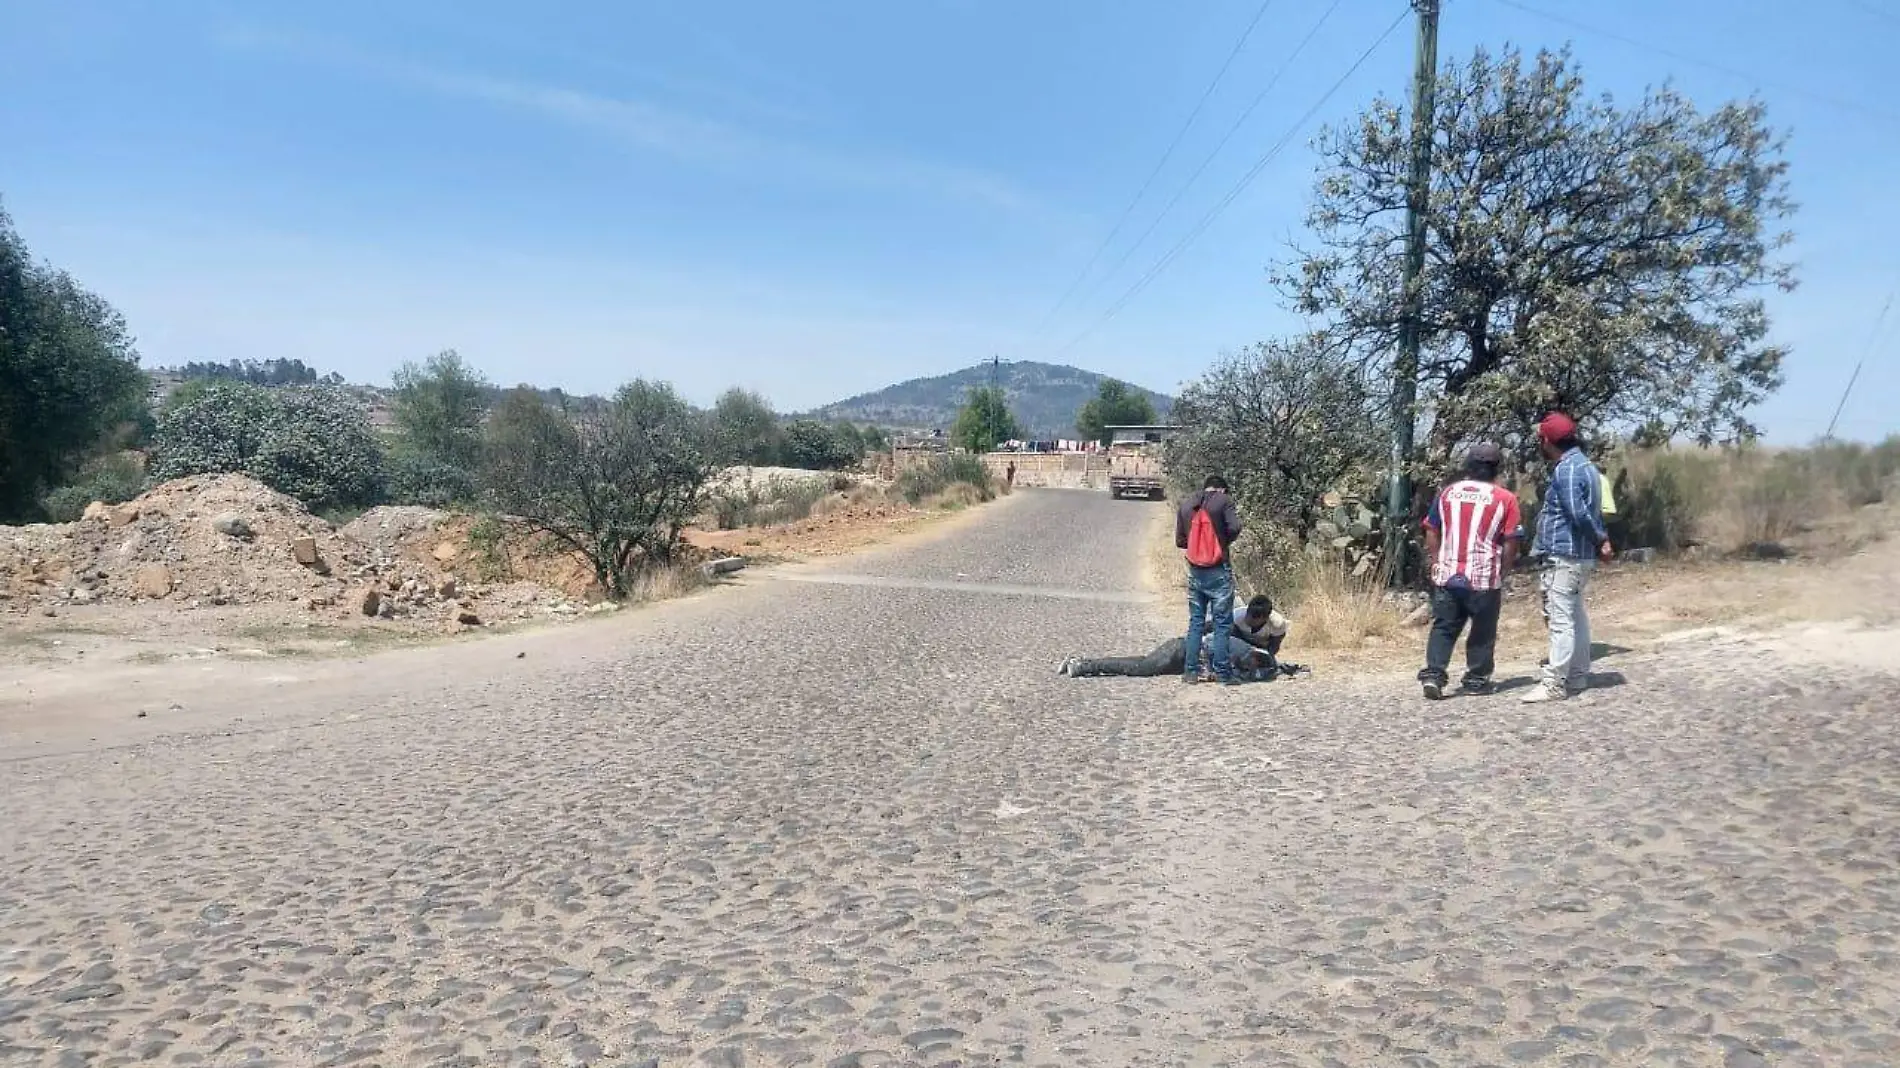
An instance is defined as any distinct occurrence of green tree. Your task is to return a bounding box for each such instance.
[0,203,150,520]
[387,349,491,505]
[1076,378,1159,446]
[481,380,720,598]
[1169,336,1384,537]
[1280,45,1795,455]
[711,388,783,466]
[781,418,856,470]
[151,382,384,511]
[951,386,1022,454]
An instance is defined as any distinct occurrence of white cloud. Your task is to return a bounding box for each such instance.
[217,24,1037,213]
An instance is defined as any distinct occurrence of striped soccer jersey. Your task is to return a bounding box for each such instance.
[1424,479,1522,590]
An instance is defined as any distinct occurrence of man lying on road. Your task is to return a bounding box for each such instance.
[1058,595,1303,680]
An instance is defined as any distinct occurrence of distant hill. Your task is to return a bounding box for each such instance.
[809,361,1173,437]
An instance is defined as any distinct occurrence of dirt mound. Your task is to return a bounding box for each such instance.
[0,476,596,627]
[0,474,355,613]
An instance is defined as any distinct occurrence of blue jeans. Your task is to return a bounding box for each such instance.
[1184,563,1235,680]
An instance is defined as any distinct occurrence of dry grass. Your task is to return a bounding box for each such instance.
[1614,438,1900,557]
[1281,556,1404,650]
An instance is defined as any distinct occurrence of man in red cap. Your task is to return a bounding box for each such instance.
[1525,412,1612,703]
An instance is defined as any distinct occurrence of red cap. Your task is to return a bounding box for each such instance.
[1537,412,1577,443]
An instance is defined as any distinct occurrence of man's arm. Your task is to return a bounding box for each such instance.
[1568,465,1611,557]
[1220,496,1243,541]
[1498,493,1521,577]
[1422,492,1442,564]
[1174,502,1189,549]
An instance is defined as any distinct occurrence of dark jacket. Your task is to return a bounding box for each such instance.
[1176,489,1243,563]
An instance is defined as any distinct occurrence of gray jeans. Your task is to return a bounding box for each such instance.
[1541,557,1595,687]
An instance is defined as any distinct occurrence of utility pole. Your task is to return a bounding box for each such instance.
[1825,292,1890,441]
[989,353,1002,451]
[1384,0,1440,583]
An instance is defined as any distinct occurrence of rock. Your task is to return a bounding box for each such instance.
[108,504,141,528]
[361,589,383,617]
[69,588,98,605]
[433,541,460,563]
[437,576,457,599]
[211,513,255,539]
[81,500,112,522]
[456,610,482,627]
[1621,547,1656,564]
[134,566,174,599]
[1404,603,1432,627]
[291,536,326,572]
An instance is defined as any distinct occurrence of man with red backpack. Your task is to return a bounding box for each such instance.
[1175,475,1245,685]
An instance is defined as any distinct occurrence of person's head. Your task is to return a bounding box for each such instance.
[1536,412,1580,460]
[1203,475,1230,493]
[1245,593,1274,624]
[1463,442,1503,483]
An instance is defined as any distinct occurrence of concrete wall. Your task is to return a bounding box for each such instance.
[981,452,1111,490]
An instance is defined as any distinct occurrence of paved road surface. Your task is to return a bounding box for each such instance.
[3,489,1898,1067]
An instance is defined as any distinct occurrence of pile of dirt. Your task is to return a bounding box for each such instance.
[0,476,596,628]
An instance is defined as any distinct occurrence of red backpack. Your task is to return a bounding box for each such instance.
[1185,503,1224,567]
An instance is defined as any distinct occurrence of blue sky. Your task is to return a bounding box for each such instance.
[2,0,1895,441]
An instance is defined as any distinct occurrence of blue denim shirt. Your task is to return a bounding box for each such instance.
[1535,448,1609,560]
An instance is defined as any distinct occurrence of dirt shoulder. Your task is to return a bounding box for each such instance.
[0,473,1008,716]
[1141,498,1900,676]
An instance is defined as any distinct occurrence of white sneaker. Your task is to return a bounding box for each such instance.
[1057,657,1079,677]
[1520,683,1566,704]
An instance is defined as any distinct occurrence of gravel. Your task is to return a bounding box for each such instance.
[1,489,1897,1066]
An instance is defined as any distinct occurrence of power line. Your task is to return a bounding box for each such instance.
[1059,0,1350,330]
[1055,7,1410,356]
[1032,0,1281,337]
[1842,0,1900,26]
[1491,0,1900,126]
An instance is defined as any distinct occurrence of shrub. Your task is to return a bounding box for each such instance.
[385,449,478,508]
[481,380,719,599]
[707,477,830,530]
[151,382,384,511]
[895,454,994,505]
[38,453,146,522]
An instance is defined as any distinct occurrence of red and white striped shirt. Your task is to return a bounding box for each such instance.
[1424,479,1521,590]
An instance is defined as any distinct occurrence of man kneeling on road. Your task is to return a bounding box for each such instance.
[1058,595,1300,680]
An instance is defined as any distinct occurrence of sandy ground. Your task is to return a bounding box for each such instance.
[1,488,1897,1066]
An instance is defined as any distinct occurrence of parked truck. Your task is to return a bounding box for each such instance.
[1104,425,1177,500]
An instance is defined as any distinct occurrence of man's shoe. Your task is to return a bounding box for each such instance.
[1057,657,1077,676]
[1520,683,1566,704]
[1219,675,1245,687]
[1460,678,1494,696]
[1181,673,1204,685]
[1421,679,1445,700]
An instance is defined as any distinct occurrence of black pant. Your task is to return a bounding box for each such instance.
[1420,584,1501,685]
[1072,638,1186,678]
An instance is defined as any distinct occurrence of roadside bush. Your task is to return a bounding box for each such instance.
[38,453,146,522]
[482,380,719,599]
[384,449,477,508]
[151,382,384,511]
[895,454,994,505]
[707,477,829,530]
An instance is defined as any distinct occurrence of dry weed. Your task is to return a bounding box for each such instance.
[1283,555,1402,650]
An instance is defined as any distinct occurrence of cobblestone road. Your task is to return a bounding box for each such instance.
[3,489,1898,1067]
